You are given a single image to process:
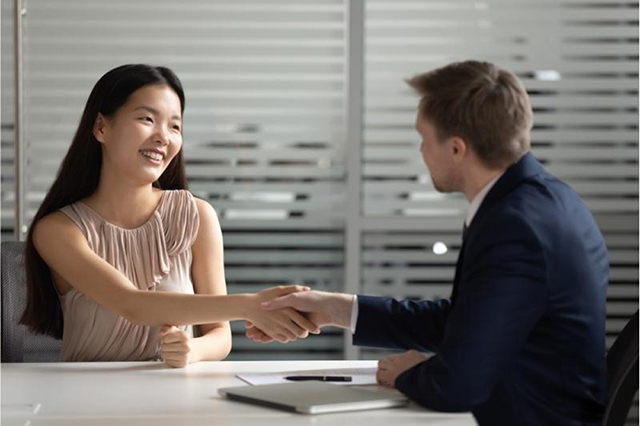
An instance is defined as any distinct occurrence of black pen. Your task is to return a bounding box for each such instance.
[285,375,352,382]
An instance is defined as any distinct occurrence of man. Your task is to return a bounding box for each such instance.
[246,61,609,426]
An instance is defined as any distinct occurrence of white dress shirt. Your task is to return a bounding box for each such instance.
[349,172,505,334]
[464,172,503,227]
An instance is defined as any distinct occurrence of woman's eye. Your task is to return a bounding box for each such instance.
[172,124,181,131]
[140,116,153,123]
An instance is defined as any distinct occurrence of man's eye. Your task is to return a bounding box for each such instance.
[172,124,181,131]
[140,116,153,123]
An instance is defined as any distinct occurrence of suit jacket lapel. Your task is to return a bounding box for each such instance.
[451,227,467,304]
[470,153,544,233]
[450,153,545,305]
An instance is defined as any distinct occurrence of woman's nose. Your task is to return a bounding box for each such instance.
[154,127,170,145]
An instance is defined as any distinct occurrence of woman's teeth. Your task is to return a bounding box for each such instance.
[140,150,163,161]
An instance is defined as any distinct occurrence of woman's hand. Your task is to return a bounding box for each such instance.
[244,290,353,343]
[159,325,194,368]
[244,285,320,343]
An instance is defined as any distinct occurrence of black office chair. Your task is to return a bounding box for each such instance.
[1,241,62,362]
[603,310,638,426]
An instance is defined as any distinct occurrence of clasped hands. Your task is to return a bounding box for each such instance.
[241,285,323,344]
[157,286,428,384]
[244,287,340,343]
[244,287,428,389]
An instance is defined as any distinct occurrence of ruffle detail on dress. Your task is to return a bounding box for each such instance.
[60,190,199,291]
[95,213,171,290]
[157,190,200,257]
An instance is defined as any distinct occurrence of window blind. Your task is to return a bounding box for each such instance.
[360,0,638,421]
[1,0,348,360]
[1,8,637,419]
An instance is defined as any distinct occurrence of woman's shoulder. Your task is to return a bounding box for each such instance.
[159,188,194,205]
[36,210,74,230]
[158,190,202,254]
[160,190,217,218]
[192,196,216,217]
[33,210,84,251]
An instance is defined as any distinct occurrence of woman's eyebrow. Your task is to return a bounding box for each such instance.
[133,105,181,121]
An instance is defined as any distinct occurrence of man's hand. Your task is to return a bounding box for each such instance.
[376,350,428,388]
[159,325,194,368]
[244,290,354,343]
[243,286,321,343]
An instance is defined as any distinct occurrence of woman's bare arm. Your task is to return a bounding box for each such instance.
[33,211,316,340]
[188,198,232,361]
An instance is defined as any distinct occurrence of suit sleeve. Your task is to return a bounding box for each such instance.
[353,296,452,352]
[394,213,548,411]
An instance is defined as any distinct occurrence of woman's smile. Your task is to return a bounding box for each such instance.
[139,149,165,165]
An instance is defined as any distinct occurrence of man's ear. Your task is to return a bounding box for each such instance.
[93,113,108,143]
[450,137,468,164]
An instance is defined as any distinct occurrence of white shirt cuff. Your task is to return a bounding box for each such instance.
[350,295,359,334]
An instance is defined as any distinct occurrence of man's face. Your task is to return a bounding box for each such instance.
[415,113,460,193]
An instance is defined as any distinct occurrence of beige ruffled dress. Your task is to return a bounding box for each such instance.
[57,190,199,362]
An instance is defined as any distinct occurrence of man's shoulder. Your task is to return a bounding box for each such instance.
[502,171,582,216]
[478,172,593,243]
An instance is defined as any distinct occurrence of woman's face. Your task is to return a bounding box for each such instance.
[93,84,183,186]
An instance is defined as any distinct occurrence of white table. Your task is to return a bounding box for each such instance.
[1,361,476,426]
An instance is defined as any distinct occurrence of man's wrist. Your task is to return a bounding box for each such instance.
[350,295,359,334]
[329,293,355,329]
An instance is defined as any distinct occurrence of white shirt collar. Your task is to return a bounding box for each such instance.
[465,172,504,227]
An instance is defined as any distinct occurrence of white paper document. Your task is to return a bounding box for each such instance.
[1,403,42,415]
[236,367,378,386]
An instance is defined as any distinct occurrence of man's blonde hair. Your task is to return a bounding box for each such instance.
[407,60,533,169]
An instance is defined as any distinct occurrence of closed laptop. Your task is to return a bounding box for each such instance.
[219,381,409,414]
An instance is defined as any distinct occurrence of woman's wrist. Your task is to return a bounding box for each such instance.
[188,325,233,363]
[234,293,257,321]
[188,336,203,364]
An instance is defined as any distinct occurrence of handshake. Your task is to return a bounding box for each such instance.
[242,286,354,344]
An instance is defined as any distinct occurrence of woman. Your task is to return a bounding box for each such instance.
[20,64,317,367]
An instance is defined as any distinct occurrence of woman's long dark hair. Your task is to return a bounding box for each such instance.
[20,64,188,338]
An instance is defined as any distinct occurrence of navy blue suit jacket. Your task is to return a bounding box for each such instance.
[353,153,609,426]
